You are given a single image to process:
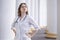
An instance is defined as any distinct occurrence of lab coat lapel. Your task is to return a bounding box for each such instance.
[20,15,26,22]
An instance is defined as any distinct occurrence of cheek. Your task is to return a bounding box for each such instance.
[25,8,28,11]
[20,8,23,11]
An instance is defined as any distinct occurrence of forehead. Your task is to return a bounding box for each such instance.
[21,4,27,6]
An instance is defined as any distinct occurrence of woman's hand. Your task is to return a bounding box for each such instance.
[26,29,38,38]
[26,33,32,38]
[11,28,16,36]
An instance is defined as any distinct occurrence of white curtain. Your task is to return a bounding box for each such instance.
[40,0,47,27]
[28,0,47,27]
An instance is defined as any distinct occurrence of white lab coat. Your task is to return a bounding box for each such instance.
[11,15,40,40]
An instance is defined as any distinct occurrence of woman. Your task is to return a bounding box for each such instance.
[11,3,40,40]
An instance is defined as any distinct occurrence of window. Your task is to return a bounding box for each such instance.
[27,0,47,27]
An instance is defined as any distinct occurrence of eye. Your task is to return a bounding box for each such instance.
[21,6,27,8]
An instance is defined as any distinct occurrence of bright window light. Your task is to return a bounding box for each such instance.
[40,0,47,26]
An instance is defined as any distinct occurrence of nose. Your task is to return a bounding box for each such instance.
[23,8,25,10]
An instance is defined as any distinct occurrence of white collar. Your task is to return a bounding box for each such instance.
[18,14,27,22]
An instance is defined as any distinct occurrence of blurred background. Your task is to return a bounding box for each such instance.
[0,0,59,40]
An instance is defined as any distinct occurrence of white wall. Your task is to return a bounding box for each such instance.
[0,0,1,39]
[57,0,60,40]
[0,0,16,40]
[47,0,57,34]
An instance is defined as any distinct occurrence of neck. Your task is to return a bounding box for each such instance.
[21,13,26,18]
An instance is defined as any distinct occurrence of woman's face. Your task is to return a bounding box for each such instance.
[20,4,28,13]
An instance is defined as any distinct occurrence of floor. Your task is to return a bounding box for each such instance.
[31,28,56,40]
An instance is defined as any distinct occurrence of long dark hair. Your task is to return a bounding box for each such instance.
[18,3,28,17]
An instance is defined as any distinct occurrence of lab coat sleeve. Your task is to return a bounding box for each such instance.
[11,21,16,29]
[11,16,18,29]
[29,17,41,30]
